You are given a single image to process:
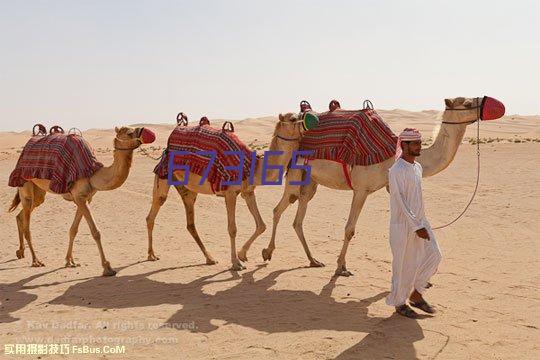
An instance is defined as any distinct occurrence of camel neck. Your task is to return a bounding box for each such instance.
[90,149,134,191]
[416,117,467,177]
[252,135,299,186]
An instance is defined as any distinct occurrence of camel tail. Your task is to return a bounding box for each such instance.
[8,191,20,212]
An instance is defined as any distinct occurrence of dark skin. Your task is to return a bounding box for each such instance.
[399,140,433,309]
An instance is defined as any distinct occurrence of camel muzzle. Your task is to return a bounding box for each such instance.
[140,128,156,144]
[301,112,319,131]
[481,96,505,121]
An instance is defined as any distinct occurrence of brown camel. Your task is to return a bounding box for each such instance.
[261,96,505,276]
[8,126,155,276]
[146,113,311,270]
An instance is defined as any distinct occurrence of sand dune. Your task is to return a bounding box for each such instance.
[1,110,539,155]
[0,110,538,359]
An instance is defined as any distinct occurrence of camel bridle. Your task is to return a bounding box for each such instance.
[114,128,144,151]
[275,118,304,142]
[441,96,483,125]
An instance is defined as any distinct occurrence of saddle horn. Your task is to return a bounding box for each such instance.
[176,112,188,126]
[32,124,47,136]
[329,100,341,111]
[199,116,210,126]
[300,100,312,113]
[68,127,83,136]
[222,121,234,132]
[49,125,65,134]
[363,100,374,110]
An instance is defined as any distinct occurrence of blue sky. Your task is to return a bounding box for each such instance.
[1,0,538,131]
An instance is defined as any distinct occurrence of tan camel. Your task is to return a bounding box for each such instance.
[261,96,504,276]
[146,113,309,271]
[8,126,155,276]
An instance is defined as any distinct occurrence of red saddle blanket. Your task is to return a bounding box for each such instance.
[154,125,252,192]
[9,134,103,194]
[300,109,398,166]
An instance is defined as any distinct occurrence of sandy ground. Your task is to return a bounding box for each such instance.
[0,110,539,359]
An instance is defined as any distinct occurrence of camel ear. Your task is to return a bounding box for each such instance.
[444,99,453,109]
[115,126,120,133]
[454,97,466,106]
[279,113,284,122]
[463,98,473,108]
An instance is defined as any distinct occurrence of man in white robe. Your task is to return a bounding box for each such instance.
[386,128,442,318]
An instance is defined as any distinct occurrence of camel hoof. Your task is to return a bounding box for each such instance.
[102,268,117,277]
[237,250,248,262]
[16,249,25,259]
[206,258,218,265]
[309,259,325,268]
[335,269,354,277]
[230,263,246,271]
[31,260,45,267]
[65,261,80,268]
[262,248,272,261]
[147,253,160,261]
[102,262,117,276]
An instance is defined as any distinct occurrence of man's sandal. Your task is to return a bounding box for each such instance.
[410,300,436,314]
[395,304,418,318]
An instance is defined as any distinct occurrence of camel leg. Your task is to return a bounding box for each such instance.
[16,184,46,260]
[19,183,44,267]
[238,190,266,262]
[335,190,368,277]
[146,176,170,261]
[262,172,302,261]
[65,208,83,267]
[175,185,217,265]
[15,210,25,259]
[74,197,115,276]
[292,181,324,267]
[224,191,245,271]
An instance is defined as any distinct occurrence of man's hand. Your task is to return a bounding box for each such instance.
[416,228,430,241]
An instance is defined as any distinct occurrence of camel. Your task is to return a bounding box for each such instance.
[146,113,312,270]
[8,126,156,276]
[260,96,505,276]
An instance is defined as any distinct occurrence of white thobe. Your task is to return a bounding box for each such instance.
[386,158,442,307]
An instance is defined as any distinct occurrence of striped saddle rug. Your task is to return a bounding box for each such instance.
[154,124,252,192]
[9,133,103,194]
[300,109,398,166]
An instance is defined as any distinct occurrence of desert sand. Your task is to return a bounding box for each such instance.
[0,109,538,359]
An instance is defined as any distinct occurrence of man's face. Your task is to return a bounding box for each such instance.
[403,140,422,157]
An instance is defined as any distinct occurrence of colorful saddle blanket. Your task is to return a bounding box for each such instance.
[154,125,252,192]
[300,109,398,166]
[9,133,103,194]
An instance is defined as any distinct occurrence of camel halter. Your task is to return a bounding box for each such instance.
[431,99,481,230]
[114,137,142,151]
[275,118,304,142]
[276,134,301,141]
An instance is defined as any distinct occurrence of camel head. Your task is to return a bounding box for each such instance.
[113,126,156,150]
[443,96,505,124]
[275,113,304,141]
[274,112,319,141]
